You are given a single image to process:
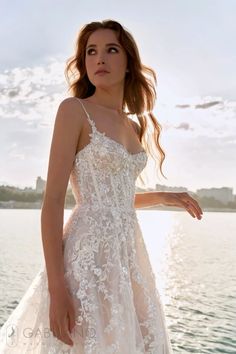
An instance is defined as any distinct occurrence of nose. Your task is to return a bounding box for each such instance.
[96,51,106,65]
[97,58,105,65]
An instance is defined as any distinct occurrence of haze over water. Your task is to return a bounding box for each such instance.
[0,209,235,353]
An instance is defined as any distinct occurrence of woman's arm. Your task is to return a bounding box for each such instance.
[134,191,203,220]
[41,97,87,346]
[134,191,166,209]
[41,97,84,294]
[131,121,203,220]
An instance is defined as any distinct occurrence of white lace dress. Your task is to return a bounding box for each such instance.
[0,98,173,353]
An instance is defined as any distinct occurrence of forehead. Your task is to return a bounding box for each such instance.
[87,28,119,46]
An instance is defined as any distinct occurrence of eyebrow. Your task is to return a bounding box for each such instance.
[86,43,121,50]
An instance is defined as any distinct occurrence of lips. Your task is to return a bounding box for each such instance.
[95,70,109,74]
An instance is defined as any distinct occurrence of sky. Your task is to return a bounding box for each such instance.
[0,0,236,193]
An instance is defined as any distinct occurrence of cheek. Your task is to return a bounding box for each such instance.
[120,55,128,70]
[85,56,94,72]
[112,55,127,71]
[85,60,95,83]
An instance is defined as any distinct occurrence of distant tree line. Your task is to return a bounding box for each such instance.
[0,185,235,209]
[0,186,42,202]
[0,185,76,207]
[196,195,236,209]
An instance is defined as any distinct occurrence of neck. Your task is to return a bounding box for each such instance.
[89,89,124,114]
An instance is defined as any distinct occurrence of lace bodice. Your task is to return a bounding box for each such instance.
[69,98,148,212]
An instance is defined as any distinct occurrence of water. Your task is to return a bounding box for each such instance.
[0,209,235,353]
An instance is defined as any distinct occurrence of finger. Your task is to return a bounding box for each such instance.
[57,330,73,346]
[177,193,202,219]
[51,321,70,346]
[68,309,76,333]
[175,194,201,219]
[187,200,202,219]
[176,195,194,215]
[52,323,61,341]
[186,205,196,218]
[60,317,74,346]
[182,201,196,218]
[50,318,58,337]
[181,193,203,215]
[50,324,57,339]
[187,197,203,216]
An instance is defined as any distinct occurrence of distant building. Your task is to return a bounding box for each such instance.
[36,177,46,192]
[23,187,34,191]
[196,187,234,204]
[155,184,189,193]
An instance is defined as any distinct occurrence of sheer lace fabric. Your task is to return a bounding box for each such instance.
[0,98,173,353]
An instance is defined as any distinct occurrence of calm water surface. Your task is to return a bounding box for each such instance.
[0,209,235,353]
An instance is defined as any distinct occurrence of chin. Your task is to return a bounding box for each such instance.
[93,81,113,89]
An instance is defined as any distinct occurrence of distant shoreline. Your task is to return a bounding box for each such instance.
[147,206,236,213]
[0,201,235,212]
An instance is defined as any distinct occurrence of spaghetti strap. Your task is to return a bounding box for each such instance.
[74,97,95,129]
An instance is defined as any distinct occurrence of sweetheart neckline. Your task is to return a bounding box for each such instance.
[75,129,147,160]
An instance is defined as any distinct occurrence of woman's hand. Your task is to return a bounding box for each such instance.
[162,192,203,219]
[49,285,76,346]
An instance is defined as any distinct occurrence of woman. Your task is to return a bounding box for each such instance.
[0,20,202,353]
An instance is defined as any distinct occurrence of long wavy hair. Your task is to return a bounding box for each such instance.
[65,19,167,187]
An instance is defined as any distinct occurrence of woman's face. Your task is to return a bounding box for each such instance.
[85,28,128,89]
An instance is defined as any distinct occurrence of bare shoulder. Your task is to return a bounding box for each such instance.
[57,97,86,122]
[42,97,86,205]
[52,96,91,158]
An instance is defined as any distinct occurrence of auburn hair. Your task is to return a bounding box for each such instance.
[65,19,167,186]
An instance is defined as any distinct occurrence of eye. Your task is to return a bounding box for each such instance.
[87,48,95,55]
[108,47,119,53]
[86,47,119,55]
